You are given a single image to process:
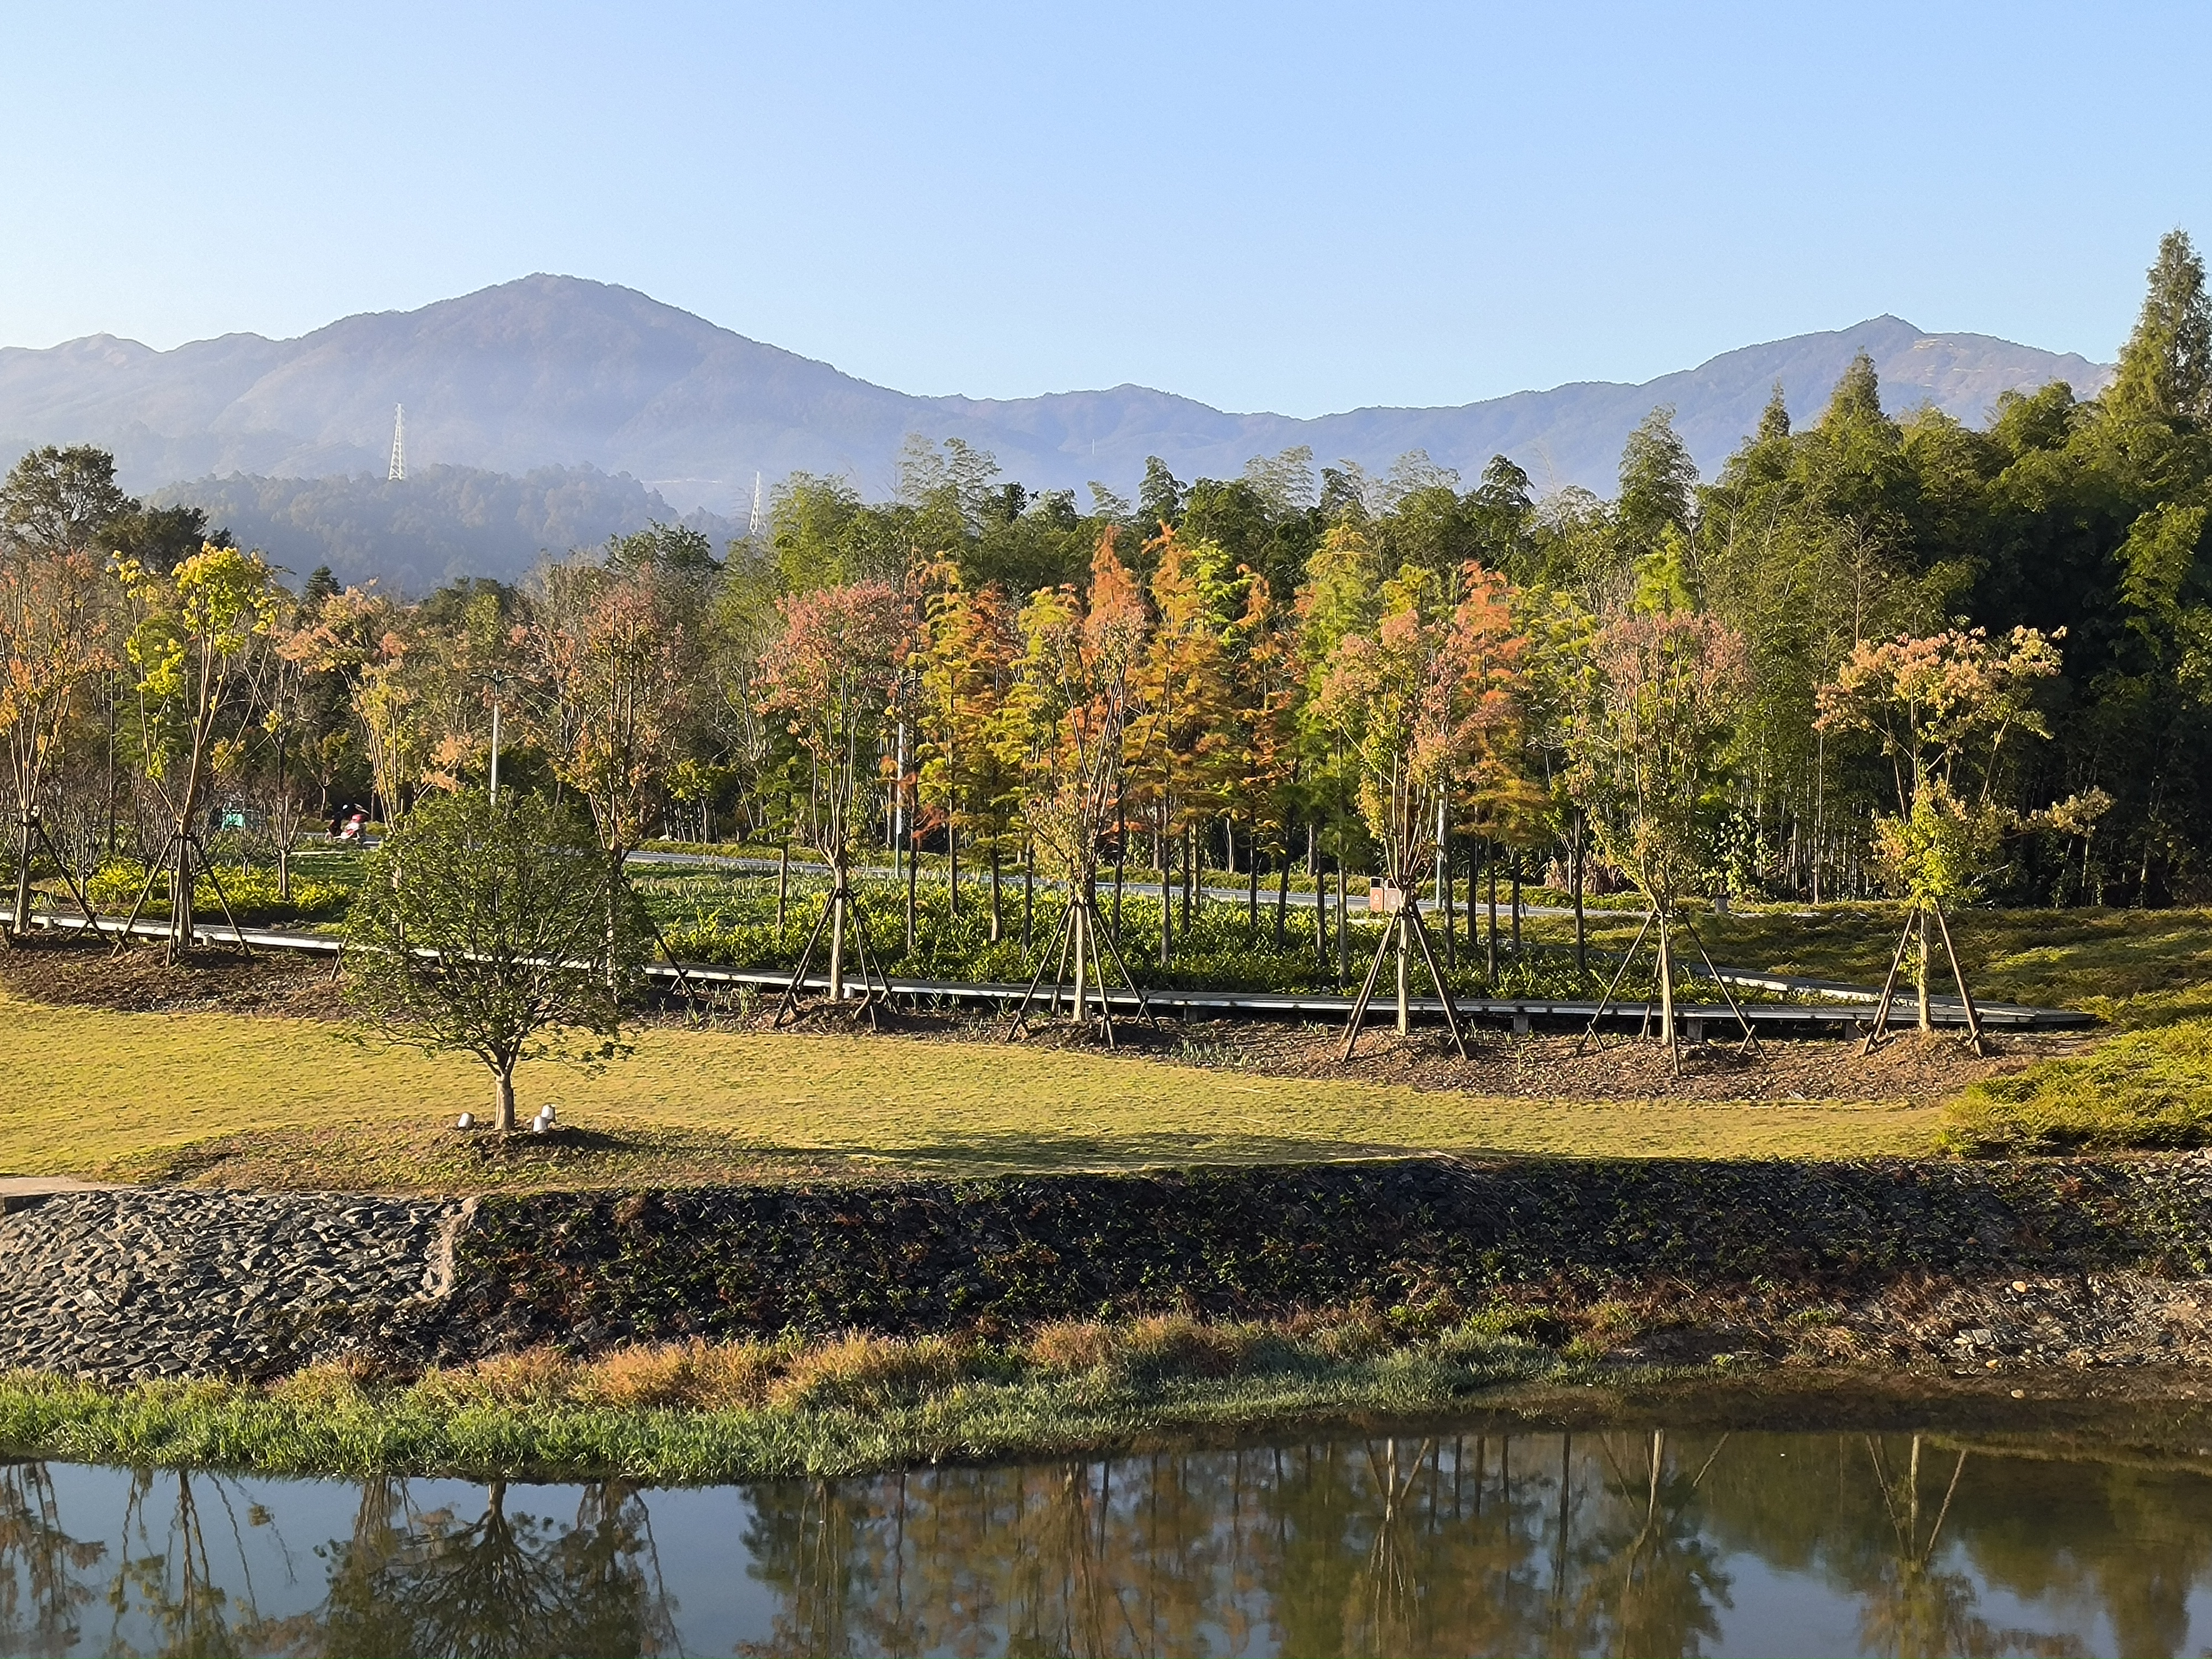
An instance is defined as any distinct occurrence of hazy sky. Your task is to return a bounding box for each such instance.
[1,2,2204,416]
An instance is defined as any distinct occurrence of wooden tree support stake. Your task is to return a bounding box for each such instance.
[1340,900,1468,1062]
[1677,914,1762,1057]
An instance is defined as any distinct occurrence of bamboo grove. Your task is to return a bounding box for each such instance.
[1,232,2208,993]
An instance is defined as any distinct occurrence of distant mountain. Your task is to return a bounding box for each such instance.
[148,464,742,593]
[1,274,2113,539]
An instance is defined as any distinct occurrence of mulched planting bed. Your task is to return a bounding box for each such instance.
[0,933,347,1019]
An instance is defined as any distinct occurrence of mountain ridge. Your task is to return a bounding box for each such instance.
[0,275,2114,532]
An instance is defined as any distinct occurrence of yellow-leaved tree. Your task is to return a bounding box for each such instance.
[117,544,280,958]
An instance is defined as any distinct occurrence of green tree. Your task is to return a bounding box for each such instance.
[2109,229,2212,425]
[345,789,640,1131]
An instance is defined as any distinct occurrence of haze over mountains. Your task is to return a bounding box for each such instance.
[0,275,2114,588]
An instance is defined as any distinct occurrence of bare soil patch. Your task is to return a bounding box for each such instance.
[0,934,345,1018]
[752,998,2079,1103]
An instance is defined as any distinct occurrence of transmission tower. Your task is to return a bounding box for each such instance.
[748,470,764,539]
[387,404,405,482]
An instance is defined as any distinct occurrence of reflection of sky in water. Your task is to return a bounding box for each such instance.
[14,1429,2212,1656]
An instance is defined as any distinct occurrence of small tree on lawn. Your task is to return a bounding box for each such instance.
[757,578,906,1021]
[1312,560,1530,1057]
[345,790,643,1133]
[1568,608,1752,1067]
[1815,625,2065,1049]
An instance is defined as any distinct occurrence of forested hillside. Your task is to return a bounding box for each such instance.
[146,464,740,592]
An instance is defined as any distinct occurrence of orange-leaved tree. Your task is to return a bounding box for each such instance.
[1567,608,1751,1063]
[1123,527,1240,964]
[1312,560,1530,1054]
[997,529,1155,1040]
[915,557,1021,937]
[0,532,112,936]
[758,578,906,1018]
[1815,625,2066,1046]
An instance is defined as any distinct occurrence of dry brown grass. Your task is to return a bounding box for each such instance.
[575,1339,784,1410]
[765,1332,977,1410]
[1022,1312,1272,1380]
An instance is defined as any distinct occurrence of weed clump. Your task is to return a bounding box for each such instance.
[576,1339,784,1410]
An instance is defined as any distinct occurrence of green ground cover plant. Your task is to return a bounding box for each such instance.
[82,858,353,925]
[1940,1020,2212,1155]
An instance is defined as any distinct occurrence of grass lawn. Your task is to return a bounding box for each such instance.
[0,992,1938,1187]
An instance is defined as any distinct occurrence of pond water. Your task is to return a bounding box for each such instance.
[6,1425,2212,1656]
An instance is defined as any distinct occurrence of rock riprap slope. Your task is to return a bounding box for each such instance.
[0,1190,467,1382]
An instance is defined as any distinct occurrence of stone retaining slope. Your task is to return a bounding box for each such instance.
[6,1160,2212,1381]
[441,1157,2212,1355]
[0,1190,466,1382]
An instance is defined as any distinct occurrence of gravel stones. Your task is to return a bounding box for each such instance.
[0,1189,466,1383]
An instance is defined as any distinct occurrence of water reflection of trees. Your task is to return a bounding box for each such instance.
[317,1477,677,1658]
[0,1460,104,1656]
[18,1424,2212,1656]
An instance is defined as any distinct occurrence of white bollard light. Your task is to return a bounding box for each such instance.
[457,1112,476,1130]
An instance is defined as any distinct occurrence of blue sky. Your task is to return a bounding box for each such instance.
[1,1,2204,416]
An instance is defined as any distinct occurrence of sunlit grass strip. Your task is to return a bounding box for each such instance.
[0,993,1942,1183]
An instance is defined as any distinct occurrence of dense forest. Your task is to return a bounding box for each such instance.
[1,230,2208,946]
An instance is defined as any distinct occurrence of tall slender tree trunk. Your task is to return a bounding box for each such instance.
[1022,841,1035,954]
[1916,906,1932,1032]
[173,827,194,954]
[1335,858,1348,985]
[1440,800,1455,968]
[1572,811,1588,975]
[1181,823,1194,934]
[1158,805,1172,967]
[11,813,32,939]
[776,836,790,931]
[1310,823,1325,968]
[1273,836,1290,948]
[493,1064,517,1134]
[1246,833,1259,936]
[1510,857,1522,958]
[1485,847,1499,980]
[829,869,848,1003]
[1070,901,1088,1024]
[988,843,1001,943]
[1395,911,1410,1034]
